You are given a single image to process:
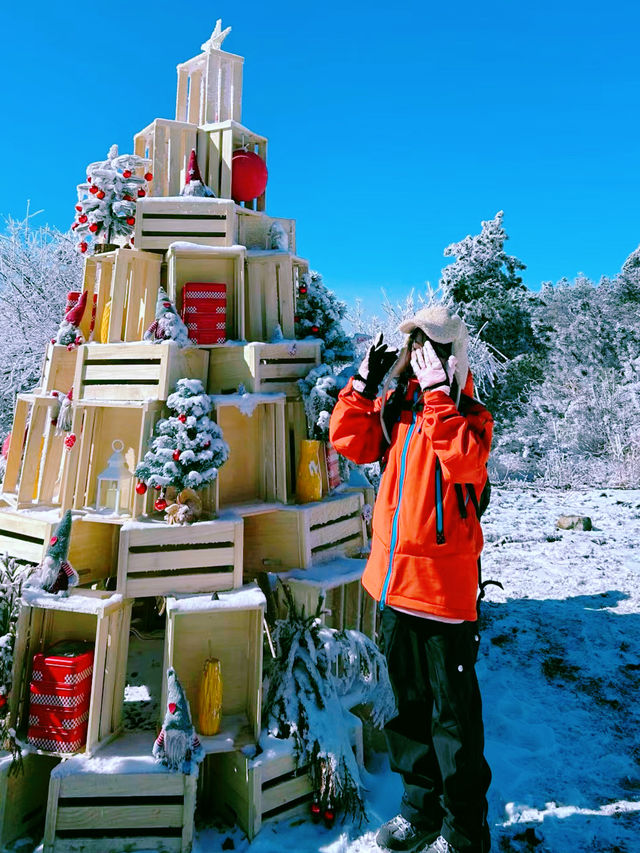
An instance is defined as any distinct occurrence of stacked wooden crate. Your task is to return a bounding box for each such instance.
[0,21,378,853]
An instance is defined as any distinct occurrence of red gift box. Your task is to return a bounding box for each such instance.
[29,682,91,710]
[181,282,226,344]
[31,640,94,687]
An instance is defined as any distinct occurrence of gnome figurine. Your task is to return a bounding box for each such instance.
[25,510,79,596]
[144,287,191,347]
[153,667,205,773]
[54,291,87,348]
[180,149,216,198]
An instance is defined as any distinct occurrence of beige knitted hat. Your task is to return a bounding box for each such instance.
[398,304,470,391]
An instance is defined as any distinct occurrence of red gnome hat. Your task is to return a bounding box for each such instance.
[180,150,216,198]
[65,290,88,326]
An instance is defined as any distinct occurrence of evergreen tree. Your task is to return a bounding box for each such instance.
[295,271,354,364]
[135,379,229,493]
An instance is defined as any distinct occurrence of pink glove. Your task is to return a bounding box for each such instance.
[410,341,457,394]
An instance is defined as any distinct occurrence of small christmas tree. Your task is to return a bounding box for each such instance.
[144,287,191,346]
[0,555,29,773]
[135,379,229,502]
[295,271,354,364]
[153,667,204,773]
[24,510,79,596]
[73,144,152,253]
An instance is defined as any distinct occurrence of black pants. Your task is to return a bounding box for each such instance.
[380,607,491,853]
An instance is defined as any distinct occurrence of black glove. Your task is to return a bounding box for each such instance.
[353,333,398,399]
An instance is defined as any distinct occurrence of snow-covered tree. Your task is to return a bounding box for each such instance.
[0,554,30,772]
[135,379,229,494]
[0,216,83,432]
[74,145,152,253]
[295,271,354,364]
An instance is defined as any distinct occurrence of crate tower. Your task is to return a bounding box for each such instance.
[0,21,374,852]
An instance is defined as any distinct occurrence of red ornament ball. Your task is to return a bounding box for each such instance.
[137,189,146,197]
[135,481,148,495]
[173,450,180,461]
[78,214,88,224]
[79,242,88,253]
[178,414,187,423]
[89,185,99,195]
[144,171,153,181]
[0,695,6,710]
[311,325,320,334]
[231,150,268,203]
[126,217,135,226]
[87,176,92,182]
[203,441,211,449]
[154,497,167,512]
[89,223,99,233]
[294,315,299,322]
[154,484,162,491]
[310,801,321,823]
[96,191,106,200]
[122,169,132,178]
[75,204,82,211]
[299,285,308,294]
[71,223,78,230]
[123,194,133,201]
[131,237,135,245]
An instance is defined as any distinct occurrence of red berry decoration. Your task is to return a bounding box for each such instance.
[299,285,308,294]
[78,214,88,224]
[71,223,78,230]
[178,414,187,423]
[154,497,167,512]
[89,223,99,233]
[96,191,106,200]
[231,149,268,203]
[203,441,211,449]
[173,450,180,461]
[154,484,162,491]
[0,695,6,710]
[89,185,99,195]
[87,176,92,183]
[311,325,320,334]
[126,217,135,226]
[323,808,335,829]
[144,171,153,181]
[75,204,82,211]
[135,481,148,495]
[123,194,134,201]
[122,169,132,178]
[137,189,146,197]
[79,242,88,253]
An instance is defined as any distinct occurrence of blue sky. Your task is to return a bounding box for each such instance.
[2,0,639,311]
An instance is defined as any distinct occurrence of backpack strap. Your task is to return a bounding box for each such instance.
[454,484,467,519]
[466,484,480,515]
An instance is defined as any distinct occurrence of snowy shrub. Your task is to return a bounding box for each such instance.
[0,554,30,772]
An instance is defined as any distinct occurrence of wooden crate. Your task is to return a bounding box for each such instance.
[209,721,363,839]
[117,515,243,598]
[134,197,237,252]
[244,251,309,342]
[74,342,208,402]
[42,732,197,853]
[198,120,267,210]
[243,492,367,574]
[10,592,132,757]
[64,399,165,518]
[40,345,78,395]
[166,243,245,340]
[281,557,377,640]
[0,510,117,584]
[134,118,198,198]
[0,752,60,850]
[236,209,296,253]
[176,45,244,126]
[80,248,162,343]
[163,588,265,748]
[207,341,321,396]
[210,394,287,508]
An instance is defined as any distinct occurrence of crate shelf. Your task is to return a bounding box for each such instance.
[207,340,321,397]
[74,342,208,403]
[42,731,197,853]
[176,44,244,126]
[244,251,308,342]
[236,209,296,253]
[134,197,237,251]
[243,491,367,575]
[81,248,162,343]
[134,118,198,198]
[210,393,287,508]
[199,120,267,210]
[117,515,243,598]
[40,345,78,396]
[0,509,117,584]
[0,752,59,851]
[162,587,265,745]
[10,592,132,757]
[166,243,246,341]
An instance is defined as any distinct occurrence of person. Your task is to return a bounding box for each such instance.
[329,304,493,853]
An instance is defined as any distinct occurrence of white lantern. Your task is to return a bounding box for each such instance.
[95,439,133,515]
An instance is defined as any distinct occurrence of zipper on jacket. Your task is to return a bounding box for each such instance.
[379,400,419,611]
[435,457,445,544]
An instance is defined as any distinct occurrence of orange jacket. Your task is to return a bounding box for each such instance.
[329,375,493,621]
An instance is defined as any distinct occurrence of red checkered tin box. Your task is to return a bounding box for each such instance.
[181,282,227,344]
[31,640,94,687]
[29,681,91,711]
[28,705,90,730]
[27,722,89,753]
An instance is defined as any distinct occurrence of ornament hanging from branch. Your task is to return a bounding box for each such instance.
[231,149,268,203]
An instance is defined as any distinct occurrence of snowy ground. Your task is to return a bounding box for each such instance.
[24,487,640,853]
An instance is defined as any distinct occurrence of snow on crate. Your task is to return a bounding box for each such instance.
[21,589,123,614]
[209,391,286,418]
[165,584,266,614]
